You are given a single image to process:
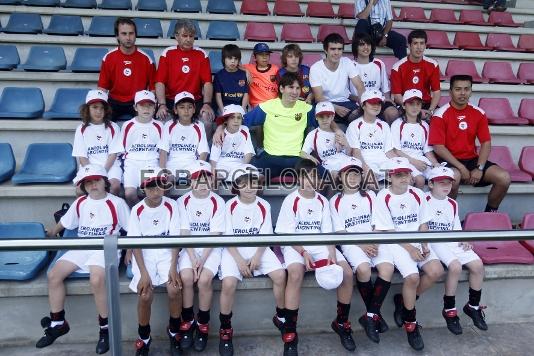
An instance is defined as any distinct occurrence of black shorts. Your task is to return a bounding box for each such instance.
[108,98,136,121]
[379,100,397,117]
[446,157,496,187]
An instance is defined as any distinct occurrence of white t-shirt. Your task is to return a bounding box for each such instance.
[210,126,255,165]
[425,193,461,231]
[330,191,375,232]
[128,197,184,237]
[302,128,351,162]
[275,190,332,234]
[350,59,390,97]
[391,119,432,160]
[225,196,273,235]
[346,117,393,163]
[372,186,432,232]
[61,193,130,237]
[177,191,225,235]
[158,120,209,165]
[309,57,360,103]
[72,122,122,165]
[121,117,163,161]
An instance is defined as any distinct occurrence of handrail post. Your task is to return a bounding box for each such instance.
[104,235,122,356]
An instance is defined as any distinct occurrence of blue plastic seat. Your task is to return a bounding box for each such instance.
[0,223,48,281]
[86,16,117,37]
[99,0,131,10]
[70,47,107,73]
[0,143,15,183]
[12,143,77,184]
[44,15,84,36]
[0,45,20,70]
[20,46,66,72]
[43,88,90,119]
[0,87,44,119]
[206,21,240,40]
[207,0,236,14]
[48,229,89,279]
[140,48,155,63]
[0,1,20,4]
[134,18,163,38]
[62,0,96,8]
[137,0,166,11]
[20,0,59,5]
[3,13,43,34]
[167,19,202,39]
[209,51,223,74]
[171,0,201,12]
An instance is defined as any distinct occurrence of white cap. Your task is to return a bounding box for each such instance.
[381,157,413,174]
[338,158,363,174]
[74,164,108,186]
[361,89,384,104]
[428,165,455,182]
[189,160,212,180]
[134,90,156,105]
[315,101,335,116]
[314,259,343,290]
[85,89,108,105]
[402,89,423,104]
[222,104,246,118]
[231,165,259,183]
[140,167,169,189]
[174,91,195,105]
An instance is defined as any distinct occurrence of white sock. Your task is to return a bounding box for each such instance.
[100,324,108,330]
[277,316,286,323]
[168,330,176,337]
[142,336,150,345]
[468,304,479,310]
[445,308,456,312]
[366,312,376,318]
[50,320,64,328]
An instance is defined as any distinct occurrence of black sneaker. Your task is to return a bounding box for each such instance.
[179,320,196,349]
[96,328,109,354]
[282,332,298,356]
[219,328,234,356]
[193,323,209,351]
[463,304,488,331]
[404,322,424,351]
[36,317,70,348]
[272,314,284,334]
[393,294,404,328]
[358,314,380,343]
[135,338,151,356]
[168,328,183,356]
[331,320,356,351]
[442,309,463,335]
[377,314,389,333]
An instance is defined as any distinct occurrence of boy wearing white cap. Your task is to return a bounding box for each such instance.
[426,166,486,335]
[177,162,225,352]
[346,89,396,183]
[128,170,187,355]
[158,91,210,182]
[37,164,130,354]
[390,89,440,188]
[373,157,444,351]
[72,89,122,196]
[210,104,256,182]
[121,90,163,206]
[275,159,353,355]
[218,170,286,356]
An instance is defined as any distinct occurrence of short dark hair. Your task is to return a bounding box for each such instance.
[408,30,427,44]
[323,33,345,51]
[351,32,375,60]
[281,44,303,67]
[449,75,473,89]
[278,72,303,97]
[295,159,317,177]
[114,17,137,37]
[221,44,241,65]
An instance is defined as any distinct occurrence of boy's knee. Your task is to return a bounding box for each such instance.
[447,261,462,276]
[356,264,371,281]
[404,273,420,287]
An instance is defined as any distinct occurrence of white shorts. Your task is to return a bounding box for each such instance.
[73,162,122,184]
[282,245,346,268]
[178,248,222,276]
[322,154,360,173]
[129,249,178,292]
[57,249,118,273]
[215,162,256,182]
[430,242,481,267]
[166,159,204,179]
[365,156,389,181]
[341,245,394,272]
[123,159,159,188]
[388,244,439,278]
[219,247,284,280]
[407,157,432,179]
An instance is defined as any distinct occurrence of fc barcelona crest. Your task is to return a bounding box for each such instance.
[270,75,277,82]
[295,113,302,121]
[238,80,246,87]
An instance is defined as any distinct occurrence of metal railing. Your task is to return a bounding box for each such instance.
[2,229,534,355]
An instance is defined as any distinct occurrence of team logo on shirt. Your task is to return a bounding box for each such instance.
[436,210,443,216]
[182,58,189,62]
[89,212,95,219]
[232,142,237,148]
[459,122,468,130]
[351,204,357,210]
[270,75,276,82]
[153,219,159,226]
[182,65,190,74]
[295,113,302,121]
[196,211,202,217]
[303,86,310,93]
[413,76,419,84]
[307,209,313,215]
[181,136,186,141]
[123,68,132,77]
[142,134,148,139]
[325,139,331,144]
[244,216,250,223]
[124,61,132,65]
[410,133,415,138]
[458,115,466,121]
[238,80,246,87]
[96,135,103,141]
[400,203,406,210]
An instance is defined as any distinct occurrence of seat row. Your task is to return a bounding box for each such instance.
[415,31,533,53]
[397,7,521,27]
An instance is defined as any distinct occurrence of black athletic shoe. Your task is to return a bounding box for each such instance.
[219,328,234,356]
[331,320,356,351]
[377,314,389,333]
[404,322,424,351]
[96,328,109,354]
[282,332,298,356]
[193,323,209,351]
[463,304,488,331]
[168,328,183,356]
[442,309,463,335]
[36,317,70,348]
[358,314,380,344]
[135,338,151,356]
[179,320,196,350]
[393,294,404,328]
[272,314,284,334]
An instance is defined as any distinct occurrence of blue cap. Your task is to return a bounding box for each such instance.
[253,43,272,54]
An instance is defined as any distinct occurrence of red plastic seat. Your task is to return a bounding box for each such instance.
[426,30,457,49]
[241,0,270,15]
[519,146,534,177]
[519,99,534,125]
[244,22,277,41]
[399,7,429,22]
[429,9,459,24]
[302,52,322,67]
[249,51,282,67]
[518,34,534,52]
[273,0,303,16]
[393,28,412,40]
[520,213,534,253]
[337,3,355,19]
[518,63,534,84]
[444,60,486,83]
[281,23,314,43]
[481,61,523,85]
[306,1,335,18]
[438,95,450,107]
[317,25,350,44]
[464,212,513,231]
[453,32,490,51]
[478,98,529,126]
[485,33,521,52]
[484,146,531,182]
[381,56,398,78]
[459,10,487,26]
[488,11,520,27]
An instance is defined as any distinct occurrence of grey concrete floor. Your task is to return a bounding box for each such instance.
[3,322,534,356]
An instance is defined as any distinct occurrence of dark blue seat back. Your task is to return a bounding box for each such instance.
[87,16,117,37]
[44,15,84,35]
[70,47,108,73]
[0,87,44,119]
[206,21,240,40]
[4,13,43,34]
[171,0,201,12]
[43,88,90,119]
[21,46,67,71]
[134,18,163,38]
[0,45,20,70]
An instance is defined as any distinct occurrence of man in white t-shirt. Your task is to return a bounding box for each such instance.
[310,33,365,126]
